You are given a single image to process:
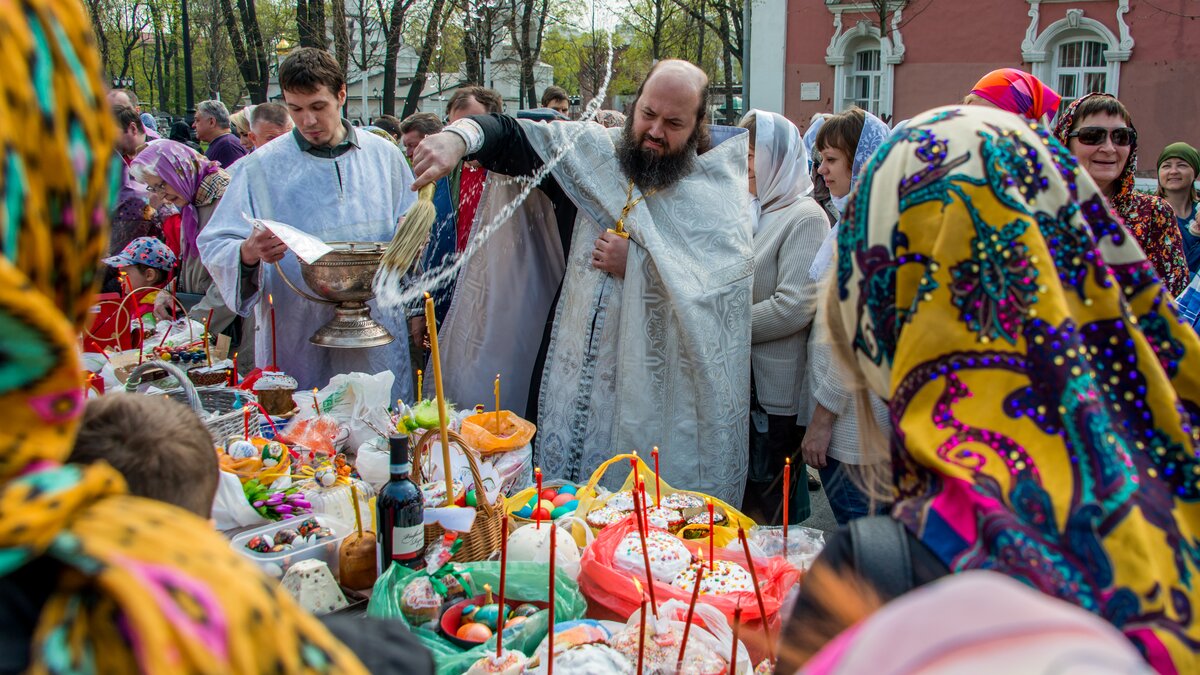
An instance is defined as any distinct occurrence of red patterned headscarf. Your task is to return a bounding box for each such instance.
[971,68,1062,122]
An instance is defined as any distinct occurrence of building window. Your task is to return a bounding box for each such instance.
[1053,40,1109,110]
[825,13,902,120]
[845,46,883,115]
[1022,5,1133,110]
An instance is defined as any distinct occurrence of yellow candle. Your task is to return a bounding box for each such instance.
[494,373,501,434]
[417,369,423,401]
[425,292,454,506]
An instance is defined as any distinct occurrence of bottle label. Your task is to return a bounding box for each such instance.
[392,524,424,560]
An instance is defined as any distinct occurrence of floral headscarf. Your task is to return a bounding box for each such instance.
[130,139,225,260]
[970,68,1062,122]
[0,0,366,671]
[834,105,1200,672]
[1054,93,1188,296]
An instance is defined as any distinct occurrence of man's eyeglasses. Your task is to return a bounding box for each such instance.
[1068,126,1136,147]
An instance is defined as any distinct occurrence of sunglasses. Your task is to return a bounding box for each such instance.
[1068,126,1136,147]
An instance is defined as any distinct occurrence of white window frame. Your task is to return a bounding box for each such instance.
[843,43,884,115]
[825,3,905,119]
[1022,2,1133,101]
[1052,38,1112,107]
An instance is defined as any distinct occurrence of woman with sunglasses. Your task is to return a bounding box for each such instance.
[1054,93,1188,295]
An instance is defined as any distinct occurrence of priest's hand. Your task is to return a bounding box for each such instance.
[591,231,629,279]
[411,132,467,190]
[409,316,429,352]
[241,227,287,265]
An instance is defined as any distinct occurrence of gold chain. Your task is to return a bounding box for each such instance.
[611,179,658,238]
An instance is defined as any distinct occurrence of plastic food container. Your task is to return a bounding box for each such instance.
[231,514,350,580]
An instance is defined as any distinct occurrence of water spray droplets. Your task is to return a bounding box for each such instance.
[374,27,618,309]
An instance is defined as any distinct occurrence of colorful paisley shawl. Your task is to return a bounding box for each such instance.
[834,105,1200,673]
[0,0,367,671]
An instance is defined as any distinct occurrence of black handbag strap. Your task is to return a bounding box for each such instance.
[849,515,915,600]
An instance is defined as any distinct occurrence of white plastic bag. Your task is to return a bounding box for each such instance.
[605,599,753,674]
[294,371,394,451]
[212,470,268,531]
[355,436,390,491]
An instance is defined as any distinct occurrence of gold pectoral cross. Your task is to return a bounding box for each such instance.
[608,179,657,239]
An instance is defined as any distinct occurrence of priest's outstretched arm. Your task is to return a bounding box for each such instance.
[410,114,579,259]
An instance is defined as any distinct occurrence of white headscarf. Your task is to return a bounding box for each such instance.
[810,109,891,279]
[748,109,812,219]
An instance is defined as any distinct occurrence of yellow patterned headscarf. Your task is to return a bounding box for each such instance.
[0,0,366,671]
[834,106,1200,673]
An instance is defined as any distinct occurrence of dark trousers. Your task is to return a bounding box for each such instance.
[817,457,885,526]
[744,409,810,524]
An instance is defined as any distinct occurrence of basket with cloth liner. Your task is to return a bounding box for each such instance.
[412,429,503,563]
[571,452,757,548]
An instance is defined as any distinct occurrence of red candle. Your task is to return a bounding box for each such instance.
[677,550,704,666]
[651,446,661,507]
[230,352,239,386]
[497,514,508,659]
[707,498,715,572]
[547,521,556,675]
[639,479,650,533]
[783,458,791,557]
[118,271,131,296]
[739,526,773,662]
[311,388,320,418]
[243,405,251,440]
[635,580,647,675]
[534,467,543,529]
[155,316,173,351]
[631,481,658,618]
[730,602,742,672]
[268,293,278,371]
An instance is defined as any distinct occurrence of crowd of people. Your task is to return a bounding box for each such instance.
[3,0,1200,669]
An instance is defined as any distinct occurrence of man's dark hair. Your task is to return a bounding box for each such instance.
[631,60,711,153]
[279,47,346,96]
[446,86,504,116]
[69,394,219,516]
[113,104,144,134]
[540,85,569,107]
[373,114,403,138]
[399,112,444,137]
[251,101,291,128]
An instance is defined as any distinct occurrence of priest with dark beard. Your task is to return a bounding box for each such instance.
[411,60,753,506]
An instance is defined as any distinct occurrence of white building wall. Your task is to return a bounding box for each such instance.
[747,0,787,114]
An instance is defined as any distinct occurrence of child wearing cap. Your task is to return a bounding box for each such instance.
[102,236,177,336]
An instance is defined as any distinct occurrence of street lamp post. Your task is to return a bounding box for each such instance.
[112,76,134,90]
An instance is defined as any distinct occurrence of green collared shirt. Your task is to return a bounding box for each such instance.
[292,119,360,158]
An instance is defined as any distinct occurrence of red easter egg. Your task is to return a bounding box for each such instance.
[539,488,558,501]
[531,507,551,521]
[455,491,467,507]
[552,493,574,507]
[457,622,493,641]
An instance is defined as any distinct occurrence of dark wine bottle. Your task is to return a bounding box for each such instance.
[376,434,426,572]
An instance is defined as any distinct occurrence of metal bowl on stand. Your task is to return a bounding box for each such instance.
[273,241,395,348]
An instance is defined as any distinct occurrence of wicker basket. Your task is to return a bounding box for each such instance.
[412,429,502,563]
[124,361,257,444]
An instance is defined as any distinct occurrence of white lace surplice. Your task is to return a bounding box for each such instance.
[524,121,753,507]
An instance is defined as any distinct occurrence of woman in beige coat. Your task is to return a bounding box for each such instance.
[740,110,831,523]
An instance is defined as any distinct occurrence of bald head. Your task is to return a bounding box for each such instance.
[643,59,708,103]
